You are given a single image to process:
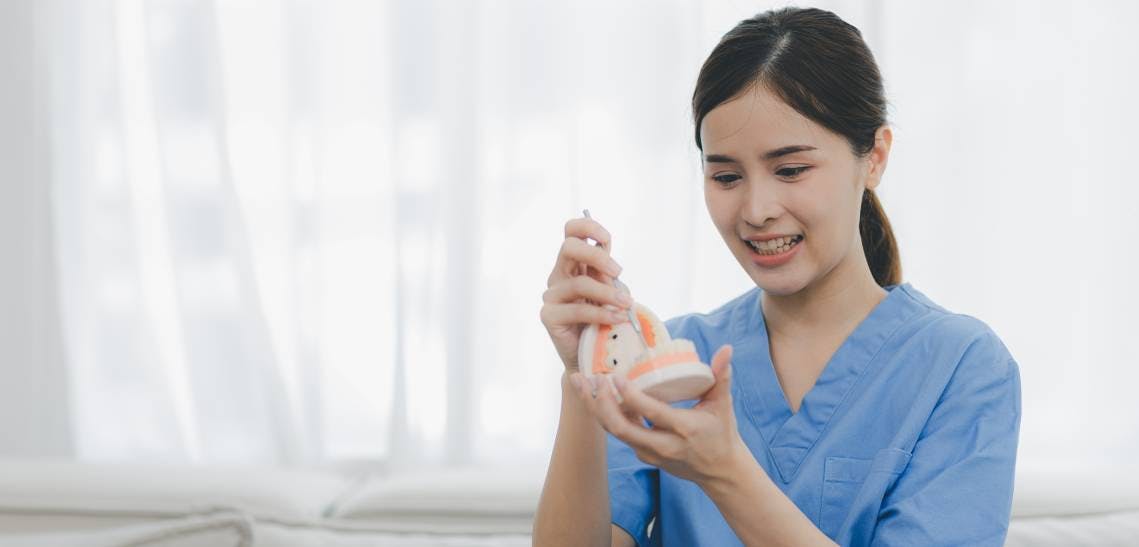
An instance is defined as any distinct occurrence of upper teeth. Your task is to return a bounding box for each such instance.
[748,235,801,251]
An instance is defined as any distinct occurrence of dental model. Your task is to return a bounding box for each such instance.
[577,302,715,403]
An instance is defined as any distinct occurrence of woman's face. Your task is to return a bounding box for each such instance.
[700,84,889,297]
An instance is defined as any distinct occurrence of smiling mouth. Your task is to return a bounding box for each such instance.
[745,235,804,255]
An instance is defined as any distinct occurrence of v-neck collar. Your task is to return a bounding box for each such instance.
[731,282,925,483]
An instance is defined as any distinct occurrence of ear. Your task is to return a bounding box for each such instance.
[865,125,893,192]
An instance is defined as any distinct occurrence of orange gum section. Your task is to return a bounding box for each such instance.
[637,310,656,347]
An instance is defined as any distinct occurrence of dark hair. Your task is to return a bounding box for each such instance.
[692,7,901,287]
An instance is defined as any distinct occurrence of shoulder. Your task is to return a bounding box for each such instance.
[937,314,1020,412]
[899,284,1015,366]
[898,284,1021,416]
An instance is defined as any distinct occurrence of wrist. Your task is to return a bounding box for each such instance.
[560,370,588,409]
[702,436,757,495]
[561,368,578,388]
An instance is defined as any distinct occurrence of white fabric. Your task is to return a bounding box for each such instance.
[0,513,251,547]
[1012,466,1139,518]
[1004,466,1139,546]
[0,460,352,524]
[252,524,531,547]
[330,467,544,534]
[30,0,1139,473]
[0,461,1137,545]
[1006,511,1139,547]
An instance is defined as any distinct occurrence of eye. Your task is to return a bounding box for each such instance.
[611,333,618,340]
[776,166,811,179]
[711,173,741,186]
[611,358,618,367]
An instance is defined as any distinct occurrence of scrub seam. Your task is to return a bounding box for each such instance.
[733,291,786,482]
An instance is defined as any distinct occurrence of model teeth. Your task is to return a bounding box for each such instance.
[747,235,803,254]
[633,339,696,365]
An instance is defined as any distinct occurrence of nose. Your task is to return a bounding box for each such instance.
[741,178,782,228]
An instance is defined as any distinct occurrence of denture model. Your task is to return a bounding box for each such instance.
[577,302,715,403]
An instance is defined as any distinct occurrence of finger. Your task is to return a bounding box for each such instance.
[555,237,622,281]
[711,344,733,372]
[612,375,693,437]
[540,302,629,330]
[605,376,650,424]
[543,275,633,309]
[573,373,617,415]
[564,217,613,251]
[589,375,679,449]
[548,238,620,289]
[695,345,734,408]
[709,344,734,391]
[548,265,614,295]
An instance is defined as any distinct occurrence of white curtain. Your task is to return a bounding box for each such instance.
[38,0,1139,471]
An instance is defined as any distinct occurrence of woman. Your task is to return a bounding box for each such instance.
[533,7,1020,546]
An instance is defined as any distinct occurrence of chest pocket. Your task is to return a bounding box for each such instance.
[819,448,912,538]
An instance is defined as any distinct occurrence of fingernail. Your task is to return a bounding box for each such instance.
[616,292,633,307]
[610,311,627,324]
[588,376,601,391]
[606,261,622,277]
[569,374,582,390]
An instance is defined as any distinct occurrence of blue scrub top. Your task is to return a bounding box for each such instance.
[608,282,1021,546]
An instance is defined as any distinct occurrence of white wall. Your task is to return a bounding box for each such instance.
[0,0,72,458]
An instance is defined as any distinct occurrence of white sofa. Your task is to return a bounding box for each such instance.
[0,460,1135,546]
[0,462,534,546]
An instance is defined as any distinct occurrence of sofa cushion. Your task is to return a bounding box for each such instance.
[5,460,1138,545]
[0,512,251,547]
[1012,465,1139,518]
[329,466,544,534]
[253,521,530,547]
[1007,510,1139,547]
[1004,465,1139,546]
[0,460,353,533]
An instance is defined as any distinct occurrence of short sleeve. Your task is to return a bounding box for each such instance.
[607,430,659,547]
[870,333,1022,546]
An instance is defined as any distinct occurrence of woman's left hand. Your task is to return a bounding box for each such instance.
[570,344,750,486]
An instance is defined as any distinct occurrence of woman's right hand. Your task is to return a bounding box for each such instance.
[541,217,633,372]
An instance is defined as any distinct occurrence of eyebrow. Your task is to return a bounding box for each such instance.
[704,145,818,164]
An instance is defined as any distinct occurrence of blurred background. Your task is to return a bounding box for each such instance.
[2,0,1137,478]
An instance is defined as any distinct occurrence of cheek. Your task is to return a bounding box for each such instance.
[801,187,860,249]
[778,191,830,249]
[703,186,734,232]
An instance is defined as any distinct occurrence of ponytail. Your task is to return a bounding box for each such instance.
[859,189,901,287]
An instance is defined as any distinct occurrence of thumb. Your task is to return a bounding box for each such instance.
[697,344,734,406]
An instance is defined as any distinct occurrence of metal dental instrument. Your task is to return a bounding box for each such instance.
[583,209,649,349]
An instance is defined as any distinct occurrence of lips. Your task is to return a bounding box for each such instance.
[744,234,804,254]
[743,233,803,267]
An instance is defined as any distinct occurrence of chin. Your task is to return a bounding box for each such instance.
[738,259,809,296]
[752,275,807,296]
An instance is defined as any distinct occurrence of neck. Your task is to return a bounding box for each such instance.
[761,249,888,338]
